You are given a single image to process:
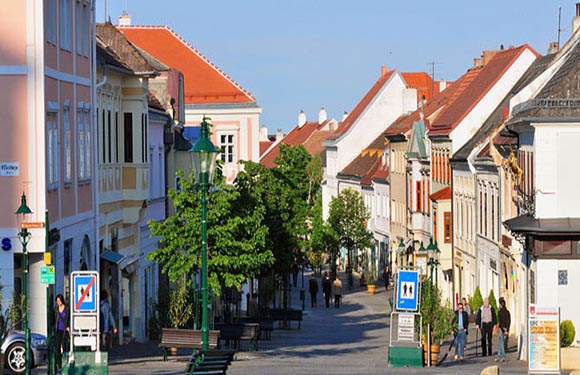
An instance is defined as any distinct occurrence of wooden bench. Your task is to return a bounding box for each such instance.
[268,309,303,329]
[215,323,260,351]
[159,328,220,361]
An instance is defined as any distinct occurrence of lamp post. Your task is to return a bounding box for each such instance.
[426,237,440,287]
[190,117,219,351]
[16,193,33,375]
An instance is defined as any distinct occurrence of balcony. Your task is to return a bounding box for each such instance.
[99,163,149,223]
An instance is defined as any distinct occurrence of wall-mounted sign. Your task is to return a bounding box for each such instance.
[0,162,19,176]
[1,238,12,251]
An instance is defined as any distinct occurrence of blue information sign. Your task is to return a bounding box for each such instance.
[73,274,97,312]
[396,270,419,311]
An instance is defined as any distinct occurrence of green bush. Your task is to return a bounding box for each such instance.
[420,280,454,345]
[561,320,576,347]
[471,286,484,312]
[488,289,498,319]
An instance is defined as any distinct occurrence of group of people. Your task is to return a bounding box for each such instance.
[308,272,343,309]
[453,296,511,362]
[53,290,118,370]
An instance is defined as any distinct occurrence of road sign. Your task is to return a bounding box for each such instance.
[396,270,420,311]
[73,274,97,312]
[40,265,55,285]
[20,221,45,229]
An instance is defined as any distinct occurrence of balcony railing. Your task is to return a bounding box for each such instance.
[512,98,580,116]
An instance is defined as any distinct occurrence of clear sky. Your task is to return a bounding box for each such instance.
[97,1,576,133]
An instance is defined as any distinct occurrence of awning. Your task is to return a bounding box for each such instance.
[100,251,124,264]
[504,215,580,235]
[119,254,140,274]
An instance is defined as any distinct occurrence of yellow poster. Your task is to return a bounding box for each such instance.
[528,305,560,374]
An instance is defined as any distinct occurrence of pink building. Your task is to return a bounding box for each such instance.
[0,1,97,335]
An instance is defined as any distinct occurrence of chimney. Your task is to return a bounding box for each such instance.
[260,125,269,141]
[318,107,327,124]
[548,41,560,54]
[473,57,482,68]
[276,129,284,141]
[342,111,349,121]
[298,110,306,128]
[118,11,131,26]
[573,3,580,33]
[381,65,388,77]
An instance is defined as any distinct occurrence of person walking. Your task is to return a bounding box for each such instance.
[452,302,469,360]
[462,297,471,315]
[475,297,497,357]
[332,275,343,308]
[100,290,118,351]
[54,294,69,370]
[383,264,391,291]
[495,297,511,362]
[322,272,332,308]
[309,276,319,308]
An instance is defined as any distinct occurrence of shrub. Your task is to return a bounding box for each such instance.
[488,289,498,319]
[561,320,576,347]
[471,286,484,312]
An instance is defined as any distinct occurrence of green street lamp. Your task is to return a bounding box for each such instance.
[426,237,440,287]
[16,193,33,375]
[190,117,219,351]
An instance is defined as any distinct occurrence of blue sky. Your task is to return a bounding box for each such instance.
[97,1,575,133]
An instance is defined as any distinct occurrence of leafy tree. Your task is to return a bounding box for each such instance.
[420,279,454,346]
[308,194,339,276]
[328,188,371,286]
[147,170,274,294]
[487,289,498,319]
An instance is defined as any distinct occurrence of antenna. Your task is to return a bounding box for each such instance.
[427,61,442,97]
[558,6,562,48]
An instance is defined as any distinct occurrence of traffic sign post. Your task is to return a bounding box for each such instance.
[73,274,97,313]
[395,270,420,311]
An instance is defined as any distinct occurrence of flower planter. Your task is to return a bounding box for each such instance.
[367,284,376,294]
[422,343,440,366]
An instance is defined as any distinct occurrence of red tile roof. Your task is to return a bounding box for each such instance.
[429,186,451,201]
[329,69,396,139]
[117,25,255,104]
[260,140,274,156]
[260,121,332,168]
[401,72,435,102]
[430,45,537,135]
[338,134,387,185]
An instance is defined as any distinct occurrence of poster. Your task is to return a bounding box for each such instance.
[528,304,560,374]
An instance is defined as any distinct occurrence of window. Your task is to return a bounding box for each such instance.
[433,210,438,242]
[76,1,82,55]
[142,114,148,163]
[46,0,57,44]
[416,181,423,212]
[115,113,119,163]
[82,2,89,56]
[63,105,71,183]
[78,109,91,180]
[444,211,452,243]
[124,113,133,163]
[59,0,71,50]
[47,113,59,188]
[107,110,111,163]
[219,134,235,163]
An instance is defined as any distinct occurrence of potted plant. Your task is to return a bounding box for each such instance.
[364,270,377,294]
[420,280,454,365]
[167,278,194,354]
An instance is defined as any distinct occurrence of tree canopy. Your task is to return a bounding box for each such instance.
[328,188,372,253]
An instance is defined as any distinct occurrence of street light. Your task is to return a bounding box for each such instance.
[426,237,440,287]
[15,192,33,375]
[190,117,219,351]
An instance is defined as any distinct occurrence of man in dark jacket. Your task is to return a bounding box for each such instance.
[475,297,497,357]
[453,302,470,360]
[309,276,319,308]
[322,272,332,308]
[496,297,511,361]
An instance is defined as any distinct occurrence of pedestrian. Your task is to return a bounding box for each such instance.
[462,297,472,315]
[453,302,469,360]
[383,264,391,290]
[332,275,343,308]
[495,297,511,362]
[308,276,319,308]
[100,290,118,351]
[292,262,299,288]
[54,293,69,370]
[322,272,332,308]
[475,297,497,357]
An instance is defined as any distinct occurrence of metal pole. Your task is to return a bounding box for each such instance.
[200,181,209,351]
[21,228,31,375]
[45,211,56,375]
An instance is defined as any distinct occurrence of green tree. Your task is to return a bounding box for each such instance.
[147,170,274,294]
[471,286,484,312]
[328,188,371,287]
[487,289,498,319]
